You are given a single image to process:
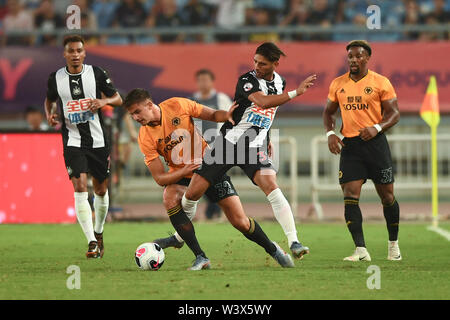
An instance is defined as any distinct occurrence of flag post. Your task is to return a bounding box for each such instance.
[420,76,440,228]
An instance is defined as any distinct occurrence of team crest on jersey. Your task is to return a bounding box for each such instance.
[364,87,373,94]
[72,86,82,96]
[172,117,181,126]
[243,82,253,92]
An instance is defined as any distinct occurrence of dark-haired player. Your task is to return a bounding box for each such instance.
[183,42,315,259]
[323,40,401,261]
[123,89,295,269]
[44,35,123,258]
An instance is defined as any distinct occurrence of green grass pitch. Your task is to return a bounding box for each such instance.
[0,221,449,300]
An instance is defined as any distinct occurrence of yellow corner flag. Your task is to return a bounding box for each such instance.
[420,75,440,227]
[420,75,440,127]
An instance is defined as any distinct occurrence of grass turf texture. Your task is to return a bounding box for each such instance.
[0,222,449,300]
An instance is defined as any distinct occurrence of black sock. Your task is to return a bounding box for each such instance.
[243,218,277,255]
[168,205,206,258]
[383,198,400,241]
[344,197,366,247]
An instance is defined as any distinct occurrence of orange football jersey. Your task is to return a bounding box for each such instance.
[137,97,208,178]
[328,70,397,138]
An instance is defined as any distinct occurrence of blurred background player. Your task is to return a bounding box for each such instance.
[124,89,294,269]
[24,105,49,131]
[184,42,315,259]
[323,40,401,262]
[44,35,123,259]
[190,68,232,220]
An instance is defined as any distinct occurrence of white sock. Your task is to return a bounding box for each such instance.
[74,192,96,243]
[94,190,109,234]
[267,188,299,247]
[173,194,200,243]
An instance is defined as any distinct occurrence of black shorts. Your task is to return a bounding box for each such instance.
[173,174,238,203]
[63,147,110,183]
[194,135,275,186]
[339,133,394,185]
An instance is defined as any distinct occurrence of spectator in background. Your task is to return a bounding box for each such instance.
[3,0,34,45]
[212,0,251,42]
[92,0,119,29]
[113,0,147,28]
[306,0,333,40]
[247,7,279,43]
[154,0,184,43]
[73,0,98,30]
[181,0,215,42]
[190,69,232,220]
[402,0,424,40]
[25,106,49,131]
[34,0,64,45]
[279,0,309,41]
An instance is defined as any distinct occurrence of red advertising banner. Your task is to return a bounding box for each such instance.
[1,42,449,114]
[0,133,75,224]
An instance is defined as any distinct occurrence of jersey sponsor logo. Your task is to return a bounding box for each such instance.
[246,112,271,129]
[251,105,276,120]
[172,117,181,126]
[342,103,369,110]
[364,87,373,94]
[66,98,94,124]
[163,134,185,153]
[243,82,253,92]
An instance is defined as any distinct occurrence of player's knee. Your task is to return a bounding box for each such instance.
[381,194,395,206]
[184,189,201,202]
[231,216,250,233]
[94,187,107,197]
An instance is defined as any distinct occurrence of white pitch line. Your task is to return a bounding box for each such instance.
[427,226,450,241]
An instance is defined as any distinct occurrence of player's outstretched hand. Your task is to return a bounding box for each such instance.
[358,127,378,141]
[328,134,345,155]
[182,163,201,175]
[226,101,239,125]
[47,113,59,127]
[296,74,317,95]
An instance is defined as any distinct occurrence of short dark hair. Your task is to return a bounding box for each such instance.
[195,69,215,81]
[25,105,42,115]
[63,35,85,48]
[346,40,372,56]
[123,88,152,108]
[255,42,286,62]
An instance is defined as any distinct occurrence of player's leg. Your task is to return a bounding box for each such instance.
[341,180,371,261]
[88,147,111,258]
[92,176,109,258]
[251,168,309,259]
[375,183,401,260]
[65,147,99,258]
[207,175,294,268]
[163,184,210,270]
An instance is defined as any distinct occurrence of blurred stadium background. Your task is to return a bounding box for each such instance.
[1,0,450,224]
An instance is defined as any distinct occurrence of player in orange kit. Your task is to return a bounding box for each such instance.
[123,89,295,270]
[323,40,401,262]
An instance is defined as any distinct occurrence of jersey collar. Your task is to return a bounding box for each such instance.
[65,64,85,76]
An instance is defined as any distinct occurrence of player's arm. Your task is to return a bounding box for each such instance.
[44,98,59,127]
[45,72,59,127]
[323,98,345,155]
[88,92,123,112]
[147,157,200,187]
[197,102,239,125]
[248,74,317,109]
[358,98,400,141]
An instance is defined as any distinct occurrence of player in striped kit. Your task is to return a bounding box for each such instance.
[44,35,123,258]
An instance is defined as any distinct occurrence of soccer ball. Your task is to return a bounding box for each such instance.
[134,242,165,271]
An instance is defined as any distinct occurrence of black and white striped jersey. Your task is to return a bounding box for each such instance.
[220,70,286,148]
[46,64,118,149]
